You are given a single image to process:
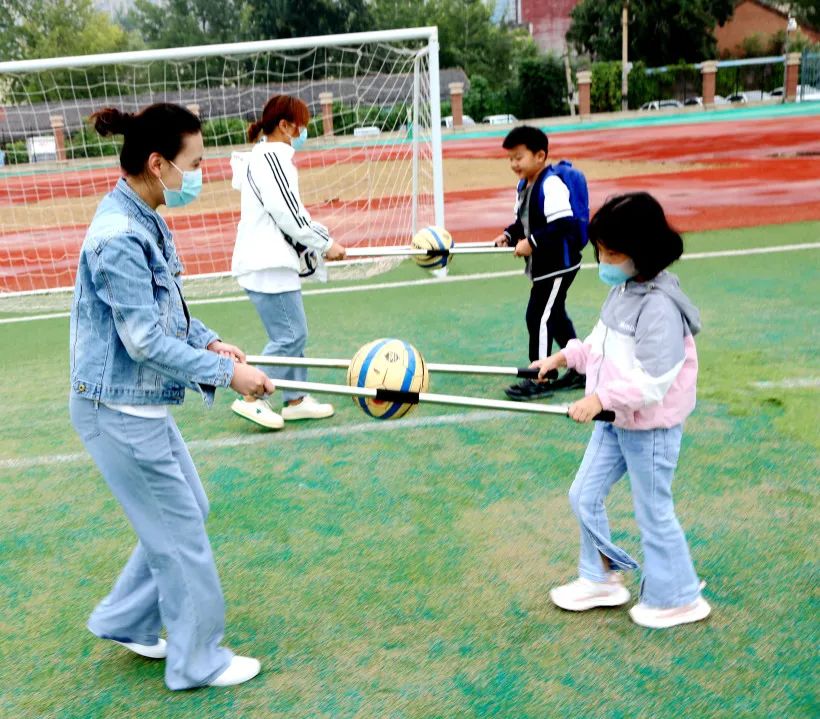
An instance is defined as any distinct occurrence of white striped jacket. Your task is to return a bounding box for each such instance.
[230,141,333,283]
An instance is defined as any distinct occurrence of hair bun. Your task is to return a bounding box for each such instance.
[90,107,134,137]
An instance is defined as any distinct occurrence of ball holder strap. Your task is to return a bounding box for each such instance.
[375,388,420,404]
[255,376,615,423]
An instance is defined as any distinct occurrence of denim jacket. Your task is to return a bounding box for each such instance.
[69,178,234,405]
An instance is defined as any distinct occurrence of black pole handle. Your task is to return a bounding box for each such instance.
[593,410,616,422]
[515,367,560,380]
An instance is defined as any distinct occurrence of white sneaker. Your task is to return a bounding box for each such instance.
[550,573,631,611]
[281,395,334,421]
[430,266,449,279]
[208,656,261,687]
[112,637,167,659]
[231,398,284,430]
[629,595,711,629]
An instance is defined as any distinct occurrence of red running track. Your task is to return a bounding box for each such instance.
[2,114,819,292]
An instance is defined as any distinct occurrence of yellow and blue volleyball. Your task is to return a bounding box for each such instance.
[411,225,453,269]
[346,338,429,420]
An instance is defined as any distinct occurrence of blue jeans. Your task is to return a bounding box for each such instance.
[69,396,232,690]
[246,289,309,403]
[568,422,701,608]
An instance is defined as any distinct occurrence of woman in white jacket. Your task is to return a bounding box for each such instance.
[231,95,346,429]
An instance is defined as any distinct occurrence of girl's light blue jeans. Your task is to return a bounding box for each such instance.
[569,421,701,608]
[69,396,233,690]
[246,289,309,403]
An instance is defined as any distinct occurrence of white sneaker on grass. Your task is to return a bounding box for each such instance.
[208,656,261,687]
[231,398,284,430]
[629,595,711,629]
[100,634,167,659]
[550,572,631,611]
[281,395,334,421]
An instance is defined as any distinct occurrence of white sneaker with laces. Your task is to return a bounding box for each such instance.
[629,595,711,629]
[208,656,262,687]
[112,637,168,659]
[550,573,631,611]
[281,395,334,421]
[231,398,284,430]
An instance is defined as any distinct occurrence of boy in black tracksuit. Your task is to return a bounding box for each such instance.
[493,125,585,400]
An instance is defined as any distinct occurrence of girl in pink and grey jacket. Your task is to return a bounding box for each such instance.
[531,192,711,630]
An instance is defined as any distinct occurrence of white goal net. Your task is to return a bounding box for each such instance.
[0,28,444,312]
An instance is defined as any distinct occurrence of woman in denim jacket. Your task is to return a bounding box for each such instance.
[69,103,273,690]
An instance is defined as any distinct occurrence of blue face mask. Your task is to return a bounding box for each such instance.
[161,161,203,208]
[598,258,636,286]
[291,127,308,151]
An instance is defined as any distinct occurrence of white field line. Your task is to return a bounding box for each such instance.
[0,409,501,471]
[751,378,820,389]
[1,241,818,326]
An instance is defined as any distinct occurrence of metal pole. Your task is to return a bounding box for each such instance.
[248,355,540,378]
[621,1,629,111]
[564,50,576,117]
[427,28,446,229]
[344,246,514,257]
[0,26,442,73]
[258,377,614,421]
[411,53,421,233]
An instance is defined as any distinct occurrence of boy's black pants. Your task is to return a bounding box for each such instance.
[526,270,579,361]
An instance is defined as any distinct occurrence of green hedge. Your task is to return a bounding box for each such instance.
[2,140,29,165]
[306,101,417,138]
[202,117,247,147]
[588,60,701,111]
[66,123,121,159]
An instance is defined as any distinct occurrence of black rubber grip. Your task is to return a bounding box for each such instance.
[425,248,451,257]
[593,410,616,422]
[374,388,420,404]
[517,368,559,380]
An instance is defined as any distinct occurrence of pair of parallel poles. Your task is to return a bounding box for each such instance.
[247,355,614,423]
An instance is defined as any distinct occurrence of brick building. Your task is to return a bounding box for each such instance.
[714,1,820,56]
[515,0,582,54]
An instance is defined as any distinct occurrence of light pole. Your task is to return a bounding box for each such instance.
[621,1,629,111]
[783,15,797,102]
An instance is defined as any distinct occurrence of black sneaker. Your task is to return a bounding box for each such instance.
[550,369,586,391]
[504,378,555,401]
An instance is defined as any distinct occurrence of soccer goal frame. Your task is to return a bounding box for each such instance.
[0,27,445,303]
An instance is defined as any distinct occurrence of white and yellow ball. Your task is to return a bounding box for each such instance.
[411,225,453,269]
[347,338,429,420]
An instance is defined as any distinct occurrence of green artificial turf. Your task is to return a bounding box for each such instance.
[0,222,817,718]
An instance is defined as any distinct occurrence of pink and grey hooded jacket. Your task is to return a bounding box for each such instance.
[562,271,701,430]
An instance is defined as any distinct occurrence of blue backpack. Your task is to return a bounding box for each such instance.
[518,160,590,249]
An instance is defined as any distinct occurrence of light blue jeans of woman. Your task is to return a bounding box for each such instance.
[568,421,701,608]
[70,396,232,690]
[246,289,309,403]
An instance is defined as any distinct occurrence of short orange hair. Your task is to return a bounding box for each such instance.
[248,95,311,142]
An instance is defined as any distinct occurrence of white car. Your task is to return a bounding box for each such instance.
[770,85,820,102]
[640,99,684,110]
[441,115,476,128]
[684,95,728,106]
[481,114,518,125]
